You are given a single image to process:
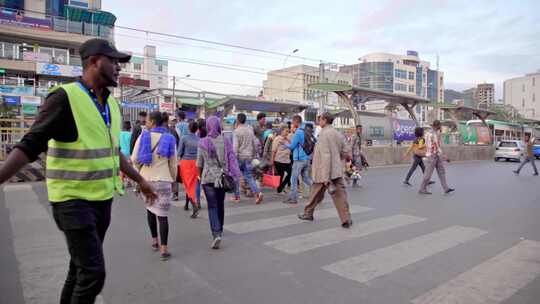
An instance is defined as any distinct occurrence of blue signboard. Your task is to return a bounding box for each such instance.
[392,119,416,141]
[2,95,21,106]
[120,101,159,110]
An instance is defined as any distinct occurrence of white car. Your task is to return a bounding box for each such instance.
[494,140,525,162]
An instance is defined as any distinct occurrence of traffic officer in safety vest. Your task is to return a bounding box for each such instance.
[0,38,158,304]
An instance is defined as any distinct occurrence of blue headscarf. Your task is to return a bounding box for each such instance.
[137,127,176,166]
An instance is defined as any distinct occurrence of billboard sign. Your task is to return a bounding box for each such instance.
[36,63,82,77]
[2,95,21,106]
[23,51,51,63]
[159,101,174,114]
[0,85,34,96]
[392,119,416,141]
[0,11,52,30]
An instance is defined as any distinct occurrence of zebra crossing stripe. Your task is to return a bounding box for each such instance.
[224,205,372,234]
[322,226,487,284]
[411,240,540,304]
[265,214,426,254]
[199,201,297,218]
[4,184,70,303]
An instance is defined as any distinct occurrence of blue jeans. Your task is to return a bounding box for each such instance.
[203,184,225,238]
[289,160,312,202]
[235,159,260,196]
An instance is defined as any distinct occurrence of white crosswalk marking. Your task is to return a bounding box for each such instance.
[199,201,297,218]
[4,184,69,304]
[265,214,426,254]
[224,205,372,234]
[411,240,540,304]
[322,226,487,284]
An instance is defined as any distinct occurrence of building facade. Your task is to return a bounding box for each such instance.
[504,71,540,120]
[262,64,352,110]
[0,0,116,111]
[119,45,169,89]
[476,83,495,108]
[340,51,444,125]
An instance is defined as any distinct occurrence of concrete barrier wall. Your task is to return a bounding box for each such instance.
[363,145,495,167]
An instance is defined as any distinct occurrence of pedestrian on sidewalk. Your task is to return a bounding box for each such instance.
[132,111,177,261]
[166,114,181,201]
[350,124,363,188]
[179,121,201,218]
[197,116,241,249]
[403,127,436,186]
[272,126,292,193]
[419,120,455,195]
[513,134,538,176]
[298,112,353,228]
[0,38,157,304]
[120,121,132,186]
[253,112,267,152]
[283,115,314,204]
[130,111,148,153]
[233,113,264,204]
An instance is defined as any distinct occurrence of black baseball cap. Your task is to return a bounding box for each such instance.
[79,38,131,63]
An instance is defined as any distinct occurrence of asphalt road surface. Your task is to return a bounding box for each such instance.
[1,160,539,304]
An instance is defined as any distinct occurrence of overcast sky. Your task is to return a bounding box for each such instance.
[104,0,540,99]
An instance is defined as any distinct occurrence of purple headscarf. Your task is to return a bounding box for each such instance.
[199,116,240,178]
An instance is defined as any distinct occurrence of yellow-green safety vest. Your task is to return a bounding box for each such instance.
[46,82,124,202]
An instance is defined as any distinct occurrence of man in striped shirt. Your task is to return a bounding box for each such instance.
[419,120,455,195]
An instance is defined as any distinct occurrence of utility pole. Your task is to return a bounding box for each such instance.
[319,61,325,114]
[171,75,176,112]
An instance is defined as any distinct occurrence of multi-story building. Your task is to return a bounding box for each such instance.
[119,45,168,89]
[504,70,540,120]
[340,51,444,125]
[263,64,352,110]
[0,0,116,113]
[476,83,495,108]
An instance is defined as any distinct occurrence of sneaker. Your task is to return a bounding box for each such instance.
[211,236,222,250]
[403,181,412,186]
[534,173,539,176]
[282,198,298,204]
[419,190,432,195]
[298,214,314,221]
[172,193,179,201]
[191,206,200,219]
[513,170,519,175]
[151,243,159,252]
[231,196,241,203]
[255,193,264,204]
[160,252,171,261]
[428,181,436,185]
[445,188,455,194]
[341,220,353,229]
[184,202,190,211]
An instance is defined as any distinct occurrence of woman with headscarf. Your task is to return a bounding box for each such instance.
[132,111,178,261]
[179,121,200,218]
[197,116,241,249]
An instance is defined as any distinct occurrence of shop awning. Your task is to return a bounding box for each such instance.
[65,6,117,26]
[208,96,308,114]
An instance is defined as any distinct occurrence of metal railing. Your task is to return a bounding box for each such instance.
[0,6,114,41]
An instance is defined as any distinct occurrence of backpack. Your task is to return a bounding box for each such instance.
[302,127,315,156]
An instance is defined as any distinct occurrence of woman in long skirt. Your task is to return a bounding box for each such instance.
[132,111,177,260]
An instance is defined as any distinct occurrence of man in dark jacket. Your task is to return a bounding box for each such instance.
[130,111,147,153]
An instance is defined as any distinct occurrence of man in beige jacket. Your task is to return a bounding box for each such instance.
[298,112,353,228]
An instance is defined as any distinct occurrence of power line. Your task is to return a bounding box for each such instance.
[116,25,337,64]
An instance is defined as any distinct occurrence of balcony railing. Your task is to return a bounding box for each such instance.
[0,6,114,41]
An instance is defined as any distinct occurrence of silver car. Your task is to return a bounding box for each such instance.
[494,140,525,162]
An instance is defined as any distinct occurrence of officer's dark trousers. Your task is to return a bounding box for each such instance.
[52,199,112,304]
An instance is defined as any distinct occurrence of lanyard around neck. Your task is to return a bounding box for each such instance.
[76,81,111,129]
